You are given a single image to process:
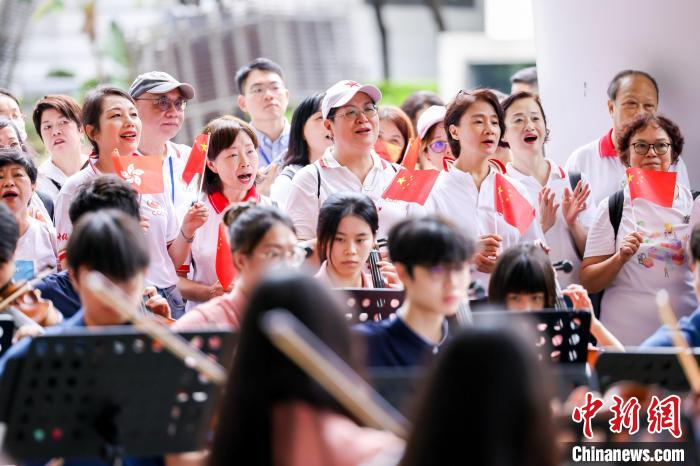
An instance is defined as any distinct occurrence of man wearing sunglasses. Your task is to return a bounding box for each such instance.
[129,71,197,209]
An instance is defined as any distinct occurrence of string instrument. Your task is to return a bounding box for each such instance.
[368,238,389,289]
[552,259,573,311]
[0,268,56,332]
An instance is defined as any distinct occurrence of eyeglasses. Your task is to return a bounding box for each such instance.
[41,118,75,133]
[256,246,309,268]
[334,105,378,121]
[137,96,187,112]
[428,140,448,153]
[247,83,285,97]
[631,141,671,156]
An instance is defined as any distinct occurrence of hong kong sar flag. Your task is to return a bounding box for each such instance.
[111,149,164,194]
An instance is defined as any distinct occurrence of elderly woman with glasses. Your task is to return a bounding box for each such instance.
[284,80,419,242]
[580,114,698,345]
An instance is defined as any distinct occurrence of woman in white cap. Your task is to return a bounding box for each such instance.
[284,80,419,241]
[416,105,453,171]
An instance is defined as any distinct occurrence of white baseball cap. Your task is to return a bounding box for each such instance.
[321,80,382,119]
[416,105,447,140]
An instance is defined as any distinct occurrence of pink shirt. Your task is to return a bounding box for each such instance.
[172,286,247,331]
[272,401,404,466]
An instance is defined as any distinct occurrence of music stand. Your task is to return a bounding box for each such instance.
[595,349,700,392]
[0,314,13,358]
[0,327,235,465]
[336,288,405,323]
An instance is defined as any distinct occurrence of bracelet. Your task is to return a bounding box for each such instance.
[180,228,194,243]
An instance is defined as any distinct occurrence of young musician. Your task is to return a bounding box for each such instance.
[355,216,474,368]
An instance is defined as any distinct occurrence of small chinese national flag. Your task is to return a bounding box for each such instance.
[401,137,422,170]
[182,133,210,186]
[215,222,235,290]
[374,139,403,163]
[382,168,439,205]
[627,168,676,208]
[111,150,164,194]
[494,173,535,235]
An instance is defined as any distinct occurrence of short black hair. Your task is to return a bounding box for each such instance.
[690,225,700,263]
[607,69,659,102]
[66,209,149,282]
[488,243,557,309]
[0,203,19,264]
[0,147,37,183]
[316,192,379,263]
[235,57,284,95]
[223,203,295,255]
[510,66,538,85]
[68,175,140,224]
[281,93,325,169]
[388,216,474,277]
[400,90,444,128]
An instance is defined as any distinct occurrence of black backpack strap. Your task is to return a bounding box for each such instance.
[608,189,625,242]
[314,164,321,199]
[36,190,55,222]
[568,171,581,191]
[692,190,700,200]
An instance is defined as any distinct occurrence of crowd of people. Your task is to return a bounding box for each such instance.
[0,58,699,465]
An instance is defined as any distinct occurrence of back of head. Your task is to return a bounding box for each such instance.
[316,192,379,262]
[400,328,557,466]
[488,243,556,309]
[388,216,474,276]
[66,209,149,282]
[0,203,19,265]
[209,271,356,466]
[68,175,140,224]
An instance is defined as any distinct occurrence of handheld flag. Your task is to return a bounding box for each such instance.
[401,137,421,170]
[215,222,235,290]
[494,173,535,235]
[182,133,210,186]
[627,168,676,208]
[374,139,403,163]
[111,149,164,194]
[382,168,439,205]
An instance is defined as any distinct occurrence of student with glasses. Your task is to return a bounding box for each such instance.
[285,80,420,242]
[415,105,453,170]
[129,71,197,210]
[173,203,301,331]
[581,114,698,345]
[501,92,596,288]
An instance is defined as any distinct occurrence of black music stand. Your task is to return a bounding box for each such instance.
[0,327,235,465]
[336,288,406,323]
[595,349,700,392]
[0,314,13,358]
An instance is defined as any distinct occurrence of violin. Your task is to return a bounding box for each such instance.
[0,268,58,330]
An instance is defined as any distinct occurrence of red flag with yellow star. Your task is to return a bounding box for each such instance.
[382,168,439,205]
[494,173,535,235]
[215,222,236,290]
[182,133,210,186]
[626,168,676,208]
[374,139,403,163]
[111,149,164,194]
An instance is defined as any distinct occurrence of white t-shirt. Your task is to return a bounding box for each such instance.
[424,164,545,290]
[507,159,596,287]
[584,185,698,345]
[14,216,58,281]
[284,149,421,241]
[54,162,179,288]
[270,163,303,209]
[565,128,690,208]
[138,141,196,211]
[181,191,272,311]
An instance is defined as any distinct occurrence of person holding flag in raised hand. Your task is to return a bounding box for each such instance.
[424,89,544,293]
[581,114,698,345]
[54,86,204,318]
[176,115,276,311]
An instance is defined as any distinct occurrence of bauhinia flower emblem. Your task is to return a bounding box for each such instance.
[121,164,145,186]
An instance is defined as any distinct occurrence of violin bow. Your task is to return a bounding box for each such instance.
[84,271,228,386]
[656,289,700,393]
[261,309,410,438]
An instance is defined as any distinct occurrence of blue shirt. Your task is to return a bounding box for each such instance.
[642,306,700,347]
[253,120,290,167]
[35,271,81,318]
[353,316,449,368]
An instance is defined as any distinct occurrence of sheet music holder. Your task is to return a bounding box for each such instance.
[336,288,405,323]
[595,349,700,392]
[0,314,13,358]
[0,327,236,465]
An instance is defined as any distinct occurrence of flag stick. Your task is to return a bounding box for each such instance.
[195,135,210,202]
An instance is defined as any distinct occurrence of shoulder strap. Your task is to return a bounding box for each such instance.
[314,164,321,199]
[568,171,581,191]
[36,190,55,222]
[692,190,700,200]
[608,189,625,242]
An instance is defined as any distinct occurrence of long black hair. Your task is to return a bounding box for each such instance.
[209,271,360,466]
[400,328,558,466]
[316,192,379,263]
[281,93,325,169]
